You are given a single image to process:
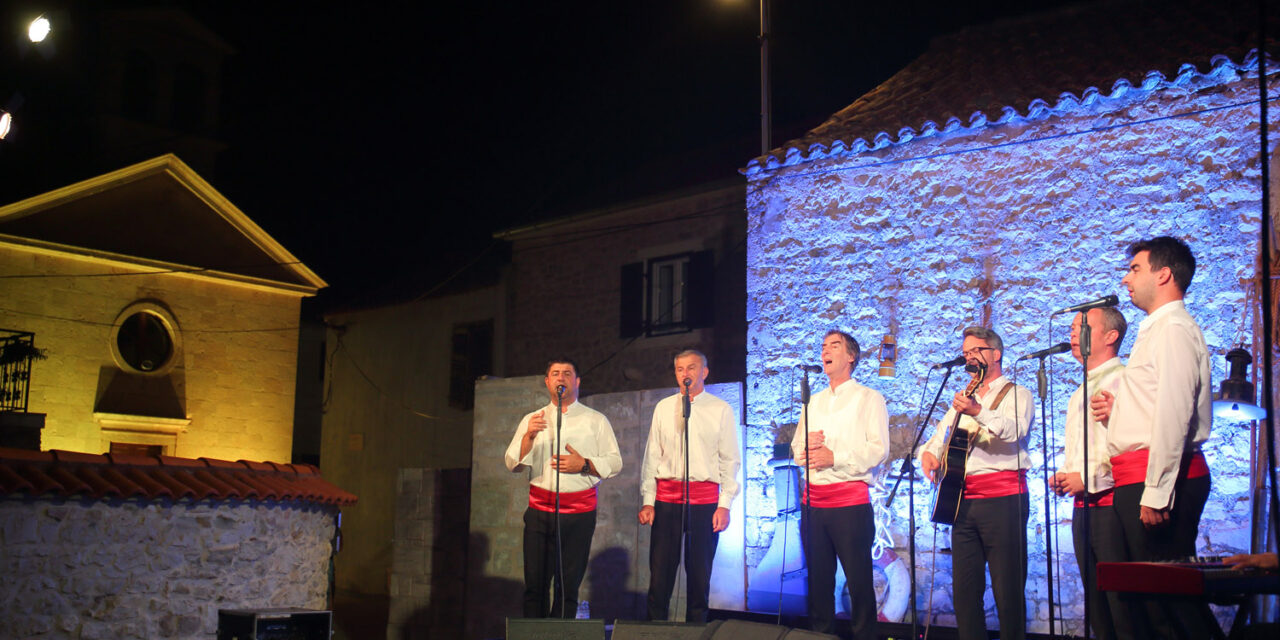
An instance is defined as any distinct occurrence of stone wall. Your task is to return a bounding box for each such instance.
[387,468,471,640]
[744,66,1276,633]
[0,498,336,639]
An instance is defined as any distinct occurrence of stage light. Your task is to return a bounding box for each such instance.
[1212,346,1266,420]
[28,16,51,43]
[0,111,11,139]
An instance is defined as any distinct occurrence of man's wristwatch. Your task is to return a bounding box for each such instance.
[580,459,590,474]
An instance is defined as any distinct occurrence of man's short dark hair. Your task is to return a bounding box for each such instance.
[962,326,1004,362]
[1097,306,1128,348]
[824,330,860,370]
[544,358,579,377]
[1128,236,1196,293]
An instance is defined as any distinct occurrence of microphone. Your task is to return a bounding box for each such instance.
[1016,342,1071,362]
[795,364,823,373]
[800,372,810,404]
[930,356,967,369]
[682,381,691,418]
[1051,294,1119,316]
[556,385,565,397]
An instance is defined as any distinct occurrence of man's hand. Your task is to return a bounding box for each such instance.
[806,430,826,449]
[526,410,548,440]
[1224,552,1279,570]
[638,505,654,525]
[553,443,589,474]
[804,445,835,470]
[1091,390,1114,425]
[712,507,730,532]
[921,451,940,483]
[1051,471,1084,497]
[952,393,981,416]
[1140,505,1170,528]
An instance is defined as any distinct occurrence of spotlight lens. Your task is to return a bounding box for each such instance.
[29,16,51,43]
[0,112,11,139]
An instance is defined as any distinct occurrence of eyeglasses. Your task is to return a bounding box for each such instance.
[962,347,995,357]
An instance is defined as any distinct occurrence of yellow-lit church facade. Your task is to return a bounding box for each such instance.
[0,155,325,463]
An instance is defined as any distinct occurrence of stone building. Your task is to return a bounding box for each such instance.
[0,447,356,638]
[498,180,747,393]
[0,154,325,463]
[320,279,504,634]
[742,0,1276,634]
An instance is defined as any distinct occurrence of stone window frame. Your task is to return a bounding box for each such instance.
[109,300,183,376]
[95,412,189,456]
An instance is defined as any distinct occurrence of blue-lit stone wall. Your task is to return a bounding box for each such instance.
[744,65,1276,633]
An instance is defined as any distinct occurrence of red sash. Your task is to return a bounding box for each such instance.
[1110,449,1209,487]
[963,470,1028,499]
[1074,487,1115,509]
[800,481,870,507]
[656,479,719,505]
[528,485,597,514]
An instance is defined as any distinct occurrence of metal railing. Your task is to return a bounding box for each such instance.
[0,329,37,412]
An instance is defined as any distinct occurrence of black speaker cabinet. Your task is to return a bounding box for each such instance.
[781,629,839,640]
[505,618,605,640]
[705,619,789,640]
[216,608,331,640]
[611,620,713,639]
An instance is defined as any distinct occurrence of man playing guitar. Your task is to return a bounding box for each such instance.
[919,326,1035,640]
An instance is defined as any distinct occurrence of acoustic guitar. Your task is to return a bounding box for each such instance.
[930,362,987,525]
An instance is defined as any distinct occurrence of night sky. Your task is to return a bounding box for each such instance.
[7,1,1082,300]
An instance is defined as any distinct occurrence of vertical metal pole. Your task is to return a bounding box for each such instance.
[760,0,771,156]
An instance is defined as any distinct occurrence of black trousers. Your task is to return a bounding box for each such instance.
[1072,503,1133,640]
[800,503,876,639]
[647,501,720,622]
[1111,475,1214,640]
[522,507,596,618]
[951,492,1029,640]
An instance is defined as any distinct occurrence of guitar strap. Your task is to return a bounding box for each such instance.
[989,382,1014,410]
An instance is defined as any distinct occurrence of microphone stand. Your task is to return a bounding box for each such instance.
[886,364,957,640]
[682,379,692,619]
[554,385,565,617]
[1032,356,1057,639]
[798,370,813,627]
[1078,312,1094,640]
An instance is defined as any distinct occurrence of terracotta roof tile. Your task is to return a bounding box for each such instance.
[0,448,357,506]
[745,0,1280,175]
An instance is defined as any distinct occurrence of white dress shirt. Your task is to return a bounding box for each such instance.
[504,400,622,493]
[639,391,742,509]
[920,374,1035,476]
[790,378,890,485]
[1063,357,1125,494]
[1106,300,1212,510]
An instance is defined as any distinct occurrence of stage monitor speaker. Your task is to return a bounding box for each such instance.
[705,619,788,640]
[781,630,839,640]
[216,608,331,640]
[611,620,711,640]
[505,618,605,640]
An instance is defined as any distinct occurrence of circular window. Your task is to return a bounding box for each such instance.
[110,302,181,375]
[116,312,172,372]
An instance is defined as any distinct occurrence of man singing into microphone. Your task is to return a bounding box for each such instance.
[1051,307,1129,640]
[1092,236,1214,638]
[919,326,1034,640]
[505,358,623,618]
[638,349,741,622]
[791,330,888,639]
